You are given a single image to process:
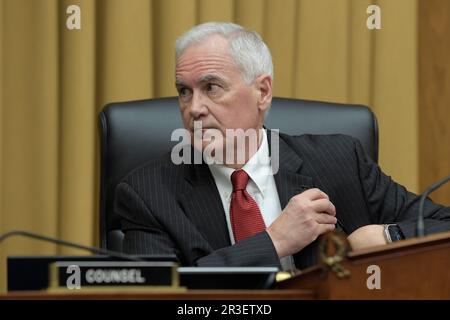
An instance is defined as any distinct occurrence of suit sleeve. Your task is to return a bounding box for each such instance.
[115,181,281,267]
[353,138,450,238]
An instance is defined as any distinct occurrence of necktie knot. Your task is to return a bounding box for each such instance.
[231,169,250,191]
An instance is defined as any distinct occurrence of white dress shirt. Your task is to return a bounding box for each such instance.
[207,129,295,270]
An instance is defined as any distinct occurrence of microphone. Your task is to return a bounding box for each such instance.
[416,174,450,237]
[0,230,144,261]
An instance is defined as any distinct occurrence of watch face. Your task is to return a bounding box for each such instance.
[388,225,403,241]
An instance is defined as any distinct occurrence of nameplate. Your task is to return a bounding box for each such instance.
[49,261,179,290]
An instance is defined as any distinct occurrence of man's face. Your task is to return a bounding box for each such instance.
[175,35,271,161]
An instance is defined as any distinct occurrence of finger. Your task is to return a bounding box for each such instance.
[311,199,336,216]
[317,223,336,235]
[314,213,338,225]
[301,188,329,201]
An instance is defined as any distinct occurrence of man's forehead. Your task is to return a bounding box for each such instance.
[177,47,233,67]
[175,56,238,85]
[175,35,240,84]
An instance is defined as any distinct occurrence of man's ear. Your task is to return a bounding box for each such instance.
[255,74,273,112]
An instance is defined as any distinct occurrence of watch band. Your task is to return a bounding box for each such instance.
[383,224,395,243]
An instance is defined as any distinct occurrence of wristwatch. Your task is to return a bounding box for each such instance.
[384,224,404,243]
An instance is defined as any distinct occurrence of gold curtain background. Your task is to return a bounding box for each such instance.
[0,0,418,290]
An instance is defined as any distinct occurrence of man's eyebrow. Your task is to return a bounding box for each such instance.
[175,75,225,87]
[175,79,186,87]
[198,75,224,83]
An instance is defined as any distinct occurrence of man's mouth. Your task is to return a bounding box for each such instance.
[192,127,224,141]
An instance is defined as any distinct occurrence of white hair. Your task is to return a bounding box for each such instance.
[175,22,273,84]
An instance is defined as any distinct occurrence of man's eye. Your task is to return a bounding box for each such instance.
[206,83,221,92]
[179,88,191,98]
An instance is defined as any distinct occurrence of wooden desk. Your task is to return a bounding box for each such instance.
[4,231,450,300]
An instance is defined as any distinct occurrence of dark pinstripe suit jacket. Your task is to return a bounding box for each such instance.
[114,131,450,269]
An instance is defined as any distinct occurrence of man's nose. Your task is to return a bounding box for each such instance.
[189,91,208,119]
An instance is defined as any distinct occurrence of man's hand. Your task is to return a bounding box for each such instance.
[266,188,337,258]
[347,224,387,250]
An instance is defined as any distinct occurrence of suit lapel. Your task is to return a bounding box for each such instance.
[268,130,319,269]
[178,152,231,250]
[268,130,314,206]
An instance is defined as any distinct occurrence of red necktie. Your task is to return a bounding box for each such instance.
[230,169,266,242]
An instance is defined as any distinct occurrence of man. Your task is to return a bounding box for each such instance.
[115,22,450,270]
